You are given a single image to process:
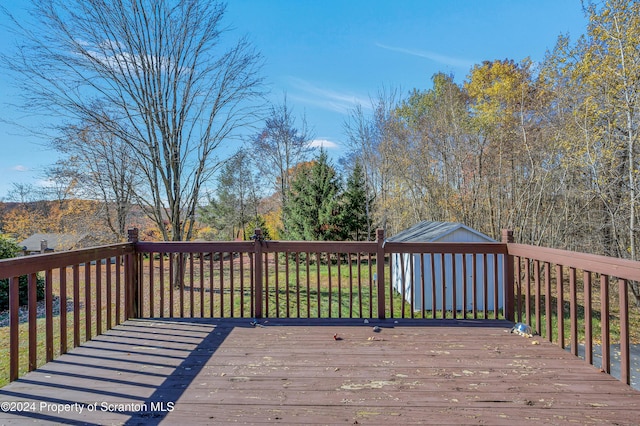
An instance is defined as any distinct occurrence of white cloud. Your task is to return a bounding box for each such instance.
[308,139,339,149]
[376,43,476,69]
[12,165,28,172]
[36,179,55,188]
[288,77,371,113]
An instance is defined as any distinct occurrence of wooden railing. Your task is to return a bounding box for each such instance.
[131,229,511,321]
[0,241,135,383]
[0,227,637,388]
[507,241,639,386]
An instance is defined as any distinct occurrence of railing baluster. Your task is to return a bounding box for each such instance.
[569,267,577,356]
[452,253,457,319]
[493,253,499,319]
[337,254,342,318]
[468,254,474,319]
[180,254,185,318]
[274,252,279,317]
[240,252,245,318]
[349,254,354,318]
[96,260,102,335]
[431,254,437,318]
[209,253,214,318]
[285,252,290,318]
[229,252,234,318]
[544,262,551,342]
[441,253,446,319]
[524,258,531,325]
[157,254,163,318]
[60,267,68,354]
[219,253,224,318]
[461,254,467,319]
[368,252,373,319]
[116,257,121,324]
[28,273,37,371]
[408,252,414,318]
[514,256,521,322]
[45,269,53,362]
[295,253,301,318]
[482,254,488,319]
[399,254,405,318]
[249,252,254,318]
[85,263,92,342]
[601,274,610,374]
[137,252,143,319]
[73,264,80,347]
[375,230,385,319]
[253,232,264,319]
[305,252,310,318]
[189,253,195,318]
[169,253,174,318]
[9,276,19,381]
[584,271,592,365]
[316,252,321,318]
[420,253,426,319]
[533,260,540,335]
[388,252,394,318]
[327,253,331,318]
[106,258,112,328]
[200,254,205,318]
[149,252,154,318]
[556,264,564,349]
[264,252,270,318]
[619,278,630,385]
[220,252,225,318]
[358,252,363,319]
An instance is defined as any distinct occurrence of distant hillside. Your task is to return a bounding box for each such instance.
[0,199,158,242]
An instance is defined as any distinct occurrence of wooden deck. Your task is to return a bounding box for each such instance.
[0,319,638,425]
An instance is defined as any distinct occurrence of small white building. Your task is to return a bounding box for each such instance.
[387,221,504,313]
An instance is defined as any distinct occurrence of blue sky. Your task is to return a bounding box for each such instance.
[0,1,588,200]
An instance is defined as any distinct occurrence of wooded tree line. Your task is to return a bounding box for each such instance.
[341,0,640,262]
[2,0,639,269]
[204,0,640,264]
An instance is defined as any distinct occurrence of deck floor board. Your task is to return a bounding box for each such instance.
[0,318,638,425]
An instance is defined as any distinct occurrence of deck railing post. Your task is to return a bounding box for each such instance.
[502,229,515,322]
[376,228,386,319]
[253,228,264,318]
[127,228,140,318]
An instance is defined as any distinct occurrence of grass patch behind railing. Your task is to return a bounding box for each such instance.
[514,264,640,346]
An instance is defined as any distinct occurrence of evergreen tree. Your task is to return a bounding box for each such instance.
[199,151,259,240]
[284,150,342,240]
[341,161,375,240]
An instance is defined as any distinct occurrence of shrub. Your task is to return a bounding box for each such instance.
[0,235,45,311]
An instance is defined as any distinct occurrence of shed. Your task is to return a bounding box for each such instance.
[19,233,94,256]
[387,221,504,313]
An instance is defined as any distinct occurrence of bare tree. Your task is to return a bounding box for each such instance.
[2,0,264,241]
[50,122,140,241]
[344,88,403,235]
[249,96,312,232]
[5,183,41,205]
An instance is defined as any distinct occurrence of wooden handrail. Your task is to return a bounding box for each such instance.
[508,243,640,282]
[507,241,637,387]
[0,243,134,280]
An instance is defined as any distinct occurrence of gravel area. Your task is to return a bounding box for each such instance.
[0,297,76,328]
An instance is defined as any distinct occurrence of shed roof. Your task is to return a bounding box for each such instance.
[19,233,89,252]
[386,221,495,243]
